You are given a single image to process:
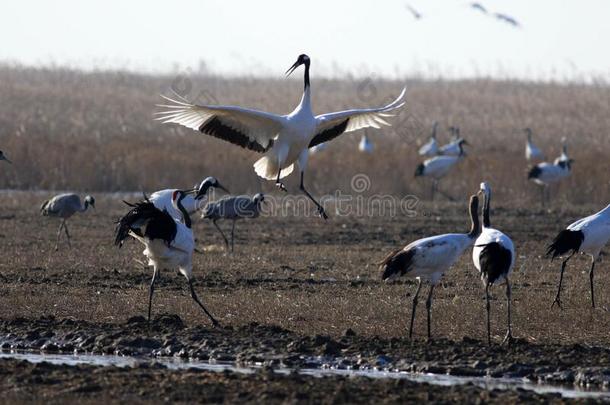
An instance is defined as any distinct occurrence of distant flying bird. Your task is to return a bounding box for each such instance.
[41,193,95,250]
[472,182,515,345]
[468,3,521,28]
[546,204,610,309]
[156,54,406,220]
[149,176,228,220]
[415,142,466,201]
[470,2,487,13]
[358,133,374,154]
[525,128,544,161]
[405,3,422,19]
[202,193,266,252]
[380,195,480,340]
[418,122,439,157]
[115,190,218,325]
[494,13,520,27]
[0,150,12,164]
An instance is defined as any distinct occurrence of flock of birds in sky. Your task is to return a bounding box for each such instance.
[2,54,607,343]
[405,2,521,27]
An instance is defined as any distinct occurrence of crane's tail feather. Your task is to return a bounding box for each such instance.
[477,242,512,285]
[546,229,584,260]
[379,248,414,281]
[253,156,294,180]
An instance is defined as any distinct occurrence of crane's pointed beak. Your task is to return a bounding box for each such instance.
[217,183,229,194]
[2,157,11,164]
[285,61,300,76]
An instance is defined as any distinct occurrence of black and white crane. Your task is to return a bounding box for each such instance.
[525,128,544,161]
[115,190,218,325]
[149,176,228,220]
[418,122,439,157]
[546,204,610,309]
[472,182,515,345]
[40,193,95,250]
[439,127,468,156]
[414,141,466,200]
[528,150,573,205]
[380,194,480,340]
[202,193,265,252]
[156,54,406,220]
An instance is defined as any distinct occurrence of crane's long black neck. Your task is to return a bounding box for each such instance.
[177,196,191,229]
[468,197,480,239]
[483,191,491,228]
[303,60,310,90]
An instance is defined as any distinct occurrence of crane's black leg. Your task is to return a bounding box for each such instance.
[437,187,456,202]
[589,258,596,308]
[230,220,236,252]
[275,168,287,192]
[502,279,514,345]
[485,283,491,346]
[148,267,159,324]
[426,284,435,341]
[408,279,422,339]
[212,219,230,249]
[55,220,64,251]
[188,278,219,327]
[63,220,72,249]
[431,180,436,201]
[551,253,574,309]
[299,171,328,220]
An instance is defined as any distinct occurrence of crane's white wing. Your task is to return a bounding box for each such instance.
[155,94,285,153]
[310,88,406,147]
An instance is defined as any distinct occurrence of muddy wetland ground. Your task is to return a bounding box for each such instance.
[0,192,608,403]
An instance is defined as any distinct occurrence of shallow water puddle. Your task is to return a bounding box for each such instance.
[1,351,609,400]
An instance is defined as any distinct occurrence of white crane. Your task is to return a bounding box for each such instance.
[546,204,610,309]
[149,176,228,220]
[358,133,374,154]
[40,193,95,250]
[156,54,406,220]
[439,127,468,156]
[0,150,12,164]
[554,138,569,165]
[414,143,465,200]
[528,156,573,206]
[418,122,439,157]
[115,190,218,325]
[202,193,265,252]
[472,182,515,345]
[525,128,544,161]
[380,194,480,340]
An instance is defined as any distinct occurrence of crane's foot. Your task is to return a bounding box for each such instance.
[275,182,287,192]
[502,331,514,346]
[550,296,563,310]
[318,206,328,220]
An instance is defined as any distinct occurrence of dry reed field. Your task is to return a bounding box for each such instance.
[0,65,609,204]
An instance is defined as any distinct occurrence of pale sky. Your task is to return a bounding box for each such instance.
[2,0,609,81]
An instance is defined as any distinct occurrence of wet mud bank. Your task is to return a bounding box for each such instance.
[1,315,609,391]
